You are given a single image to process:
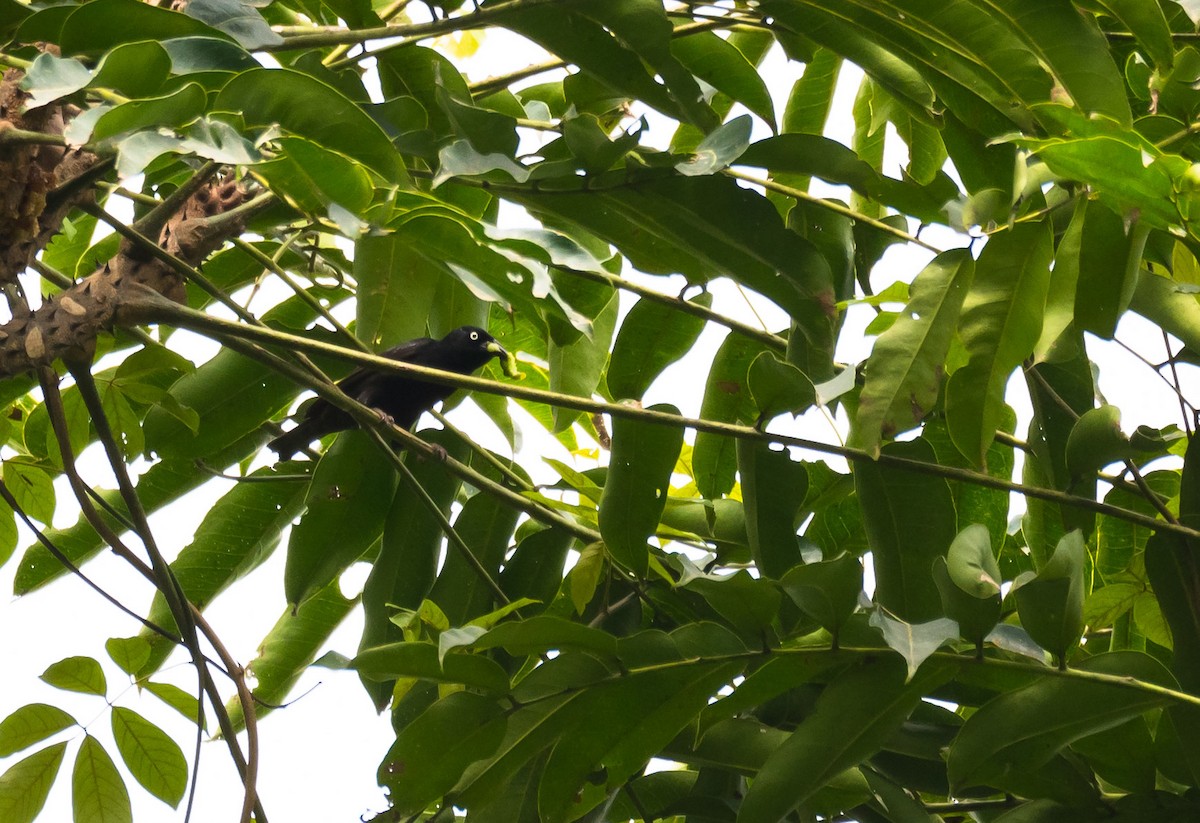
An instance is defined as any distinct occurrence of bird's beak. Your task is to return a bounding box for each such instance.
[487,341,523,379]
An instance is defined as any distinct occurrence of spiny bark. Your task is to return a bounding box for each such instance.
[0,65,249,378]
[0,67,99,286]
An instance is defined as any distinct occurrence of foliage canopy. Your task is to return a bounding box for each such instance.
[3,0,1200,821]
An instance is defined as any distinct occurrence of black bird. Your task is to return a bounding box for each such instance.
[268,326,508,459]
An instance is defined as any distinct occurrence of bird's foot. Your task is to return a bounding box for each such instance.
[374,409,397,429]
[417,443,449,462]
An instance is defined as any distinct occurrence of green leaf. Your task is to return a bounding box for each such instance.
[427,472,524,626]
[693,332,771,498]
[58,0,224,55]
[599,404,684,576]
[675,114,752,176]
[1073,200,1144,339]
[0,705,75,758]
[946,222,1052,465]
[537,662,743,822]
[747,352,816,423]
[932,524,1003,645]
[0,743,68,823]
[183,0,281,49]
[378,692,506,814]
[472,615,618,660]
[89,83,208,142]
[854,439,956,623]
[229,580,355,730]
[851,249,974,455]
[868,609,960,681]
[110,708,187,808]
[947,651,1175,793]
[606,292,712,401]
[20,52,90,108]
[215,67,405,182]
[284,431,399,607]
[671,34,776,129]
[142,683,202,729]
[737,439,807,578]
[88,41,171,98]
[434,139,531,186]
[547,287,617,431]
[505,175,833,326]
[103,637,151,676]
[779,552,862,636]
[360,431,468,707]
[1093,0,1174,72]
[352,642,511,693]
[140,461,307,673]
[737,657,952,822]
[255,137,375,218]
[72,736,131,823]
[500,4,707,129]
[2,461,55,526]
[681,570,782,637]
[1012,530,1087,660]
[40,657,106,697]
[1064,404,1129,481]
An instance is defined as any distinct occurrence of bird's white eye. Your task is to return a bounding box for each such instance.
[470,331,479,340]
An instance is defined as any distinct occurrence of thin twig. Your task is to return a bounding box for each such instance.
[125,292,1200,541]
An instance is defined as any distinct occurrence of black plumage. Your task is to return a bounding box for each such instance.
[268,326,508,459]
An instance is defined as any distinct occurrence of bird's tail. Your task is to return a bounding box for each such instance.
[267,425,314,460]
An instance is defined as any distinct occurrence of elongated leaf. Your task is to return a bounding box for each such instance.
[0,742,68,823]
[229,579,355,729]
[379,692,507,814]
[427,463,524,625]
[284,431,397,606]
[851,249,974,455]
[140,462,307,673]
[353,233,441,351]
[215,67,405,182]
[1013,530,1087,660]
[737,439,807,578]
[472,616,619,660]
[499,6,698,127]
[599,403,684,576]
[947,651,1175,792]
[538,662,742,822]
[72,736,131,823]
[58,0,221,55]
[110,708,186,808]
[671,32,776,129]
[360,431,468,708]
[738,657,952,822]
[693,333,771,499]
[855,438,956,622]
[946,222,1052,465]
[606,293,712,401]
[506,175,833,325]
[1074,200,1141,338]
[352,642,510,694]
